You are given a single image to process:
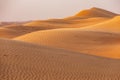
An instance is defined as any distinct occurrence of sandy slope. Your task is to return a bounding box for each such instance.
[0,24,56,38]
[81,16,120,33]
[0,38,120,80]
[14,29,120,59]
[65,7,117,20]
[24,17,109,28]
[24,7,114,28]
[0,17,109,38]
[0,22,16,26]
[65,17,109,28]
[3,24,52,32]
[0,28,22,38]
[1,7,116,39]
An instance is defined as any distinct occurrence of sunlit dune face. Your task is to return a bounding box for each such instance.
[81,16,120,33]
[75,7,117,18]
[1,7,120,59]
[1,38,120,80]
[24,17,109,28]
[0,17,110,39]
[14,29,120,59]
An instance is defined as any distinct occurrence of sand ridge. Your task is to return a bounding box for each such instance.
[14,29,120,59]
[80,16,120,33]
[75,7,117,18]
[0,17,109,38]
[0,24,58,38]
[24,17,109,29]
[65,7,117,20]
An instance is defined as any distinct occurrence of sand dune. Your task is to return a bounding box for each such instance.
[24,17,109,28]
[1,7,114,39]
[25,7,114,28]
[1,7,120,80]
[14,29,120,59]
[0,28,22,38]
[0,24,56,38]
[0,22,26,26]
[3,24,50,32]
[0,17,110,38]
[81,16,120,33]
[0,17,108,38]
[0,24,31,38]
[1,38,120,80]
[75,7,117,18]
[24,19,67,28]
[0,22,15,26]
[66,17,109,28]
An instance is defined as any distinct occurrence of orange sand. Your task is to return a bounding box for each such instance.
[1,7,120,80]
[1,38,120,80]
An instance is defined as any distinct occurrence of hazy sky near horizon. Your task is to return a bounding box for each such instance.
[0,0,120,21]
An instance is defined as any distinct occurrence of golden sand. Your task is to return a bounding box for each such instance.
[0,7,120,80]
[14,29,120,59]
[1,38,120,80]
[81,16,120,33]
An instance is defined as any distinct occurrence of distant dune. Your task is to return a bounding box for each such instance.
[1,7,116,39]
[65,17,109,28]
[24,17,109,28]
[25,7,114,28]
[81,16,120,33]
[0,21,29,26]
[3,24,50,32]
[0,24,57,38]
[1,38,120,80]
[14,29,120,58]
[0,22,16,26]
[0,28,22,38]
[65,7,117,20]
[24,19,67,28]
[0,17,109,38]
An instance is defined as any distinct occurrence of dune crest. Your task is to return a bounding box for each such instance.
[75,7,117,18]
[0,18,108,38]
[81,16,120,33]
[24,17,109,29]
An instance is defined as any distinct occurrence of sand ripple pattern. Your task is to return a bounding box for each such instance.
[0,39,120,80]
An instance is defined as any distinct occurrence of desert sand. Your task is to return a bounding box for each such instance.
[14,8,120,59]
[0,27,23,38]
[1,38,120,80]
[24,17,109,28]
[0,7,120,80]
[0,24,58,38]
[0,17,109,38]
[14,29,120,59]
[66,7,117,19]
[81,16,120,33]
[0,7,116,39]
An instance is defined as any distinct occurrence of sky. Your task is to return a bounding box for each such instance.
[0,0,120,21]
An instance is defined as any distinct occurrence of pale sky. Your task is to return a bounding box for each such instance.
[0,0,120,21]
